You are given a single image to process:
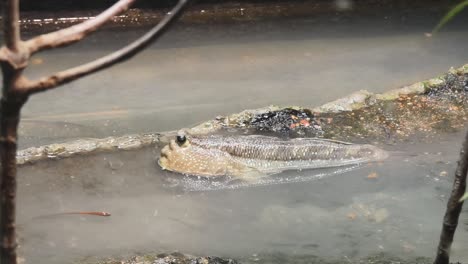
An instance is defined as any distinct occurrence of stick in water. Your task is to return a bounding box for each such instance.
[34,211,111,219]
[58,211,111,216]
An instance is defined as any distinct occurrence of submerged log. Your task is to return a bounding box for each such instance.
[17,63,468,165]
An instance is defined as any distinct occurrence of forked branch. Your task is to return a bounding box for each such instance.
[1,0,192,263]
[24,0,137,54]
[19,0,191,95]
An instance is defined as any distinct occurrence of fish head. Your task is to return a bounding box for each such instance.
[159,130,192,170]
[158,130,231,177]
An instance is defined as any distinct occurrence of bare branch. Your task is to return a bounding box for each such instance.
[434,129,468,264]
[19,0,191,95]
[24,0,137,54]
[0,99,24,264]
[1,0,21,51]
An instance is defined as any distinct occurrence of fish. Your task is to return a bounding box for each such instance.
[158,131,388,180]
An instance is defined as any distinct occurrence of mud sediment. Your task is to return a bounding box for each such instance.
[192,64,468,142]
[17,64,468,165]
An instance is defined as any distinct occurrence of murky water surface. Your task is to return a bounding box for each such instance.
[17,130,468,264]
[10,3,468,264]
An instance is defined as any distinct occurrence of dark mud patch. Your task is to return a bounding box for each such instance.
[249,108,323,138]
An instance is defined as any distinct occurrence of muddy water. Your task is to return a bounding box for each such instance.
[17,7,468,148]
[10,4,468,264]
[16,129,468,264]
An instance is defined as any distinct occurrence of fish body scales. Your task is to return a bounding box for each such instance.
[190,135,371,161]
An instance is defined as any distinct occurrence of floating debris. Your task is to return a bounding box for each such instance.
[346,212,357,220]
[367,172,379,179]
[372,208,390,223]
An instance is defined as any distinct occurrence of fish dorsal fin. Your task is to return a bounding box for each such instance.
[307,138,354,145]
[243,134,275,139]
[275,136,354,145]
[243,134,353,145]
[244,134,353,145]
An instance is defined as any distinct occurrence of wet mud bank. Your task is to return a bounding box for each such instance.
[191,64,468,143]
[17,63,468,165]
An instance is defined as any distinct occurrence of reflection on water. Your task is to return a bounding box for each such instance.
[164,164,363,192]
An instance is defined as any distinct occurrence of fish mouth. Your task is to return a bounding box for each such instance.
[158,144,172,169]
[157,156,168,169]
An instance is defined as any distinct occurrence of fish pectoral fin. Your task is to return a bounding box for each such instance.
[226,167,266,184]
[236,167,269,183]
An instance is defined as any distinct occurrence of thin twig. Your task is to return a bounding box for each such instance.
[1,0,20,52]
[434,129,468,264]
[24,0,136,54]
[19,0,191,95]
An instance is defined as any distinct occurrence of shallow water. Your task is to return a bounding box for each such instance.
[10,3,468,264]
[16,129,468,264]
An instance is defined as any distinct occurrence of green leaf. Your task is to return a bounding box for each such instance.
[459,192,468,202]
[432,0,468,35]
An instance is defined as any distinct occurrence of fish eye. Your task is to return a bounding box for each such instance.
[176,135,186,146]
